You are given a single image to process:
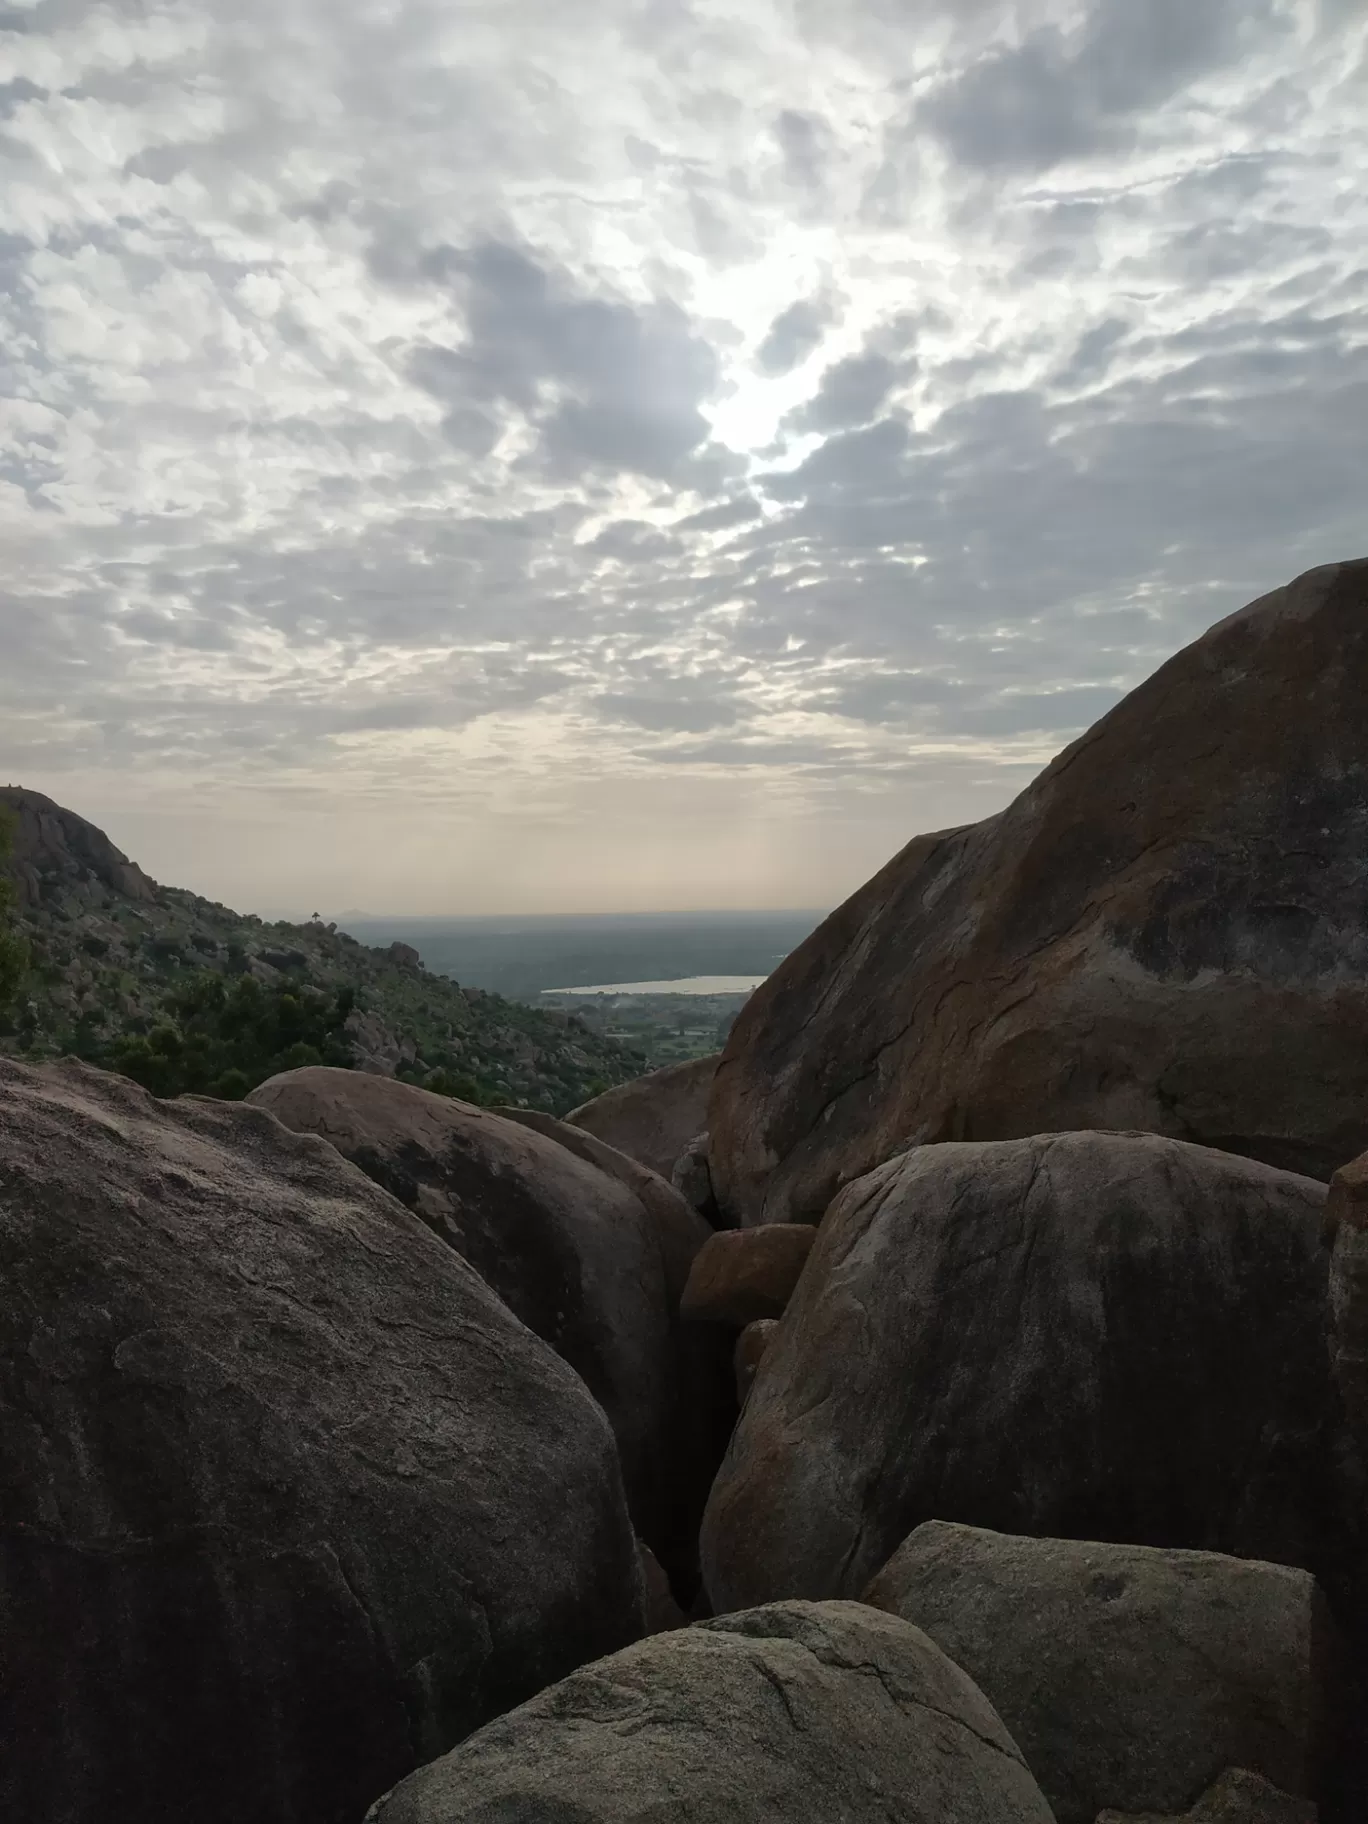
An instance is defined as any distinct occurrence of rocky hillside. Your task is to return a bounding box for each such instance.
[0,787,646,1112]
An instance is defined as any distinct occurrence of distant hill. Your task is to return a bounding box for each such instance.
[0,787,646,1112]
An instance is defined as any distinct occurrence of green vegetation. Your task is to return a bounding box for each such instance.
[0,811,27,1011]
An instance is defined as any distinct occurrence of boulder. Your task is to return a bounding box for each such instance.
[863,1521,1334,1824]
[1097,1768,1318,1824]
[1328,1149,1368,1439]
[362,1599,1057,1824]
[637,1541,688,1634]
[0,1058,644,1824]
[568,1052,719,1181]
[672,1128,723,1224]
[735,1317,779,1403]
[707,559,1368,1225]
[680,1224,817,1325]
[701,1132,1351,1614]
[0,783,157,908]
[249,1069,731,1592]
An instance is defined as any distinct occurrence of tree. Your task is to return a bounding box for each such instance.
[0,808,28,1011]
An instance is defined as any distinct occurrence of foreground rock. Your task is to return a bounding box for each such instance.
[363,1599,1056,1824]
[708,559,1368,1224]
[864,1522,1333,1824]
[568,1052,719,1181]
[249,1069,731,1590]
[0,1059,643,1824]
[702,1132,1348,1612]
[1097,1769,1318,1824]
[679,1223,817,1325]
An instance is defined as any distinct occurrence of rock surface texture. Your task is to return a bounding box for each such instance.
[1327,1149,1368,1440]
[863,1521,1333,1824]
[701,1132,1348,1613]
[0,1058,644,1824]
[0,783,157,907]
[249,1068,731,1589]
[363,1599,1057,1824]
[1096,1768,1319,1824]
[708,559,1368,1225]
[679,1223,817,1325]
[568,1052,719,1181]
[734,1317,779,1403]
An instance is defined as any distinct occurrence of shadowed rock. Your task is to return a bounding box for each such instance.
[0,1058,643,1824]
[568,1053,719,1181]
[708,560,1368,1226]
[680,1224,817,1325]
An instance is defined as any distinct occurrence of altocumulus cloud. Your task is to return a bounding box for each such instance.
[0,0,1365,912]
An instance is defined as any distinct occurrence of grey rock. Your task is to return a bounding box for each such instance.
[249,1069,731,1592]
[864,1521,1334,1824]
[671,1128,720,1221]
[568,1052,719,1180]
[0,1057,643,1824]
[1097,1767,1318,1823]
[363,1599,1057,1824]
[702,1132,1349,1613]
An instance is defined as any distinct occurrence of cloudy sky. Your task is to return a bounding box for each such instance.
[2,0,1365,915]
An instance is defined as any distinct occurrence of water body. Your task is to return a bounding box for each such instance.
[545,974,765,996]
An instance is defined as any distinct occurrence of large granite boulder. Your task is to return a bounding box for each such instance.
[864,1522,1334,1824]
[0,783,157,908]
[362,1599,1057,1824]
[567,1052,718,1181]
[249,1068,731,1591]
[701,1131,1352,1614]
[679,1223,817,1325]
[708,559,1368,1225]
[0,1058,644,1824]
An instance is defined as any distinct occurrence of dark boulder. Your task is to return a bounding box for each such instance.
[708,559,1368,1225]
[568,1053,719,1181]
[363,1599,1056,1824]
[702,1132,1354,1613]
[680,1224,817,1325]
[0,1058,643,1824]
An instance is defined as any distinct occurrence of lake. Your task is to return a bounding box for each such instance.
[543,975,766,997]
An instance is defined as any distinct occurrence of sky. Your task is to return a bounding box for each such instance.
[1,0,1365,917]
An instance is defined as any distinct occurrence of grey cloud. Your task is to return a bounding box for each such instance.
[774,109,829,190]
[673,495,763,532]
[755,296,834,375]
[786,350,908,433]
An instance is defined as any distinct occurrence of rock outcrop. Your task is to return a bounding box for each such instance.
[362,1599,1057,1824]
[708,560,1368,1225]
[568,1052,719,1181]
[679,1223,817,1325]
[701,1132,1350,1613]
[248,1068,732,1592]
[0,1058,644,1824]
[863,1522,1334,1824]
[0,784,156,908]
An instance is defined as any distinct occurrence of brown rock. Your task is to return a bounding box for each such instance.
[1096,1767,1318,1824]
[0,1057,643,1824]
[734,1318,778,1403]
[568,1053,719,1181]
[701,1132,1350,1614]
[248,1069,731,1592]
[680,1224,817,1326]
[707,559,1368,1226]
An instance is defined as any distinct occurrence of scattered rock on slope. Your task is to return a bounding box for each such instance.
[701,1132,1350,1613]
[248,1067,732,1593]
[863,1521,1335,1824]
[708,559,1368,1225]
[363,1599,1056,1824]
[568,1052,719,1181]
[0,1058,643,1824]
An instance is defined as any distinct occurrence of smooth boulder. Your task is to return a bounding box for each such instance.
[702,1131,1349,1613]
[567,1052,718,1181]
[250,1069,731,1591]
[864,1522,1334,1824]
[708,559,1368,1225]
[0,1058,644,1824]
[363,1599,1057,1824]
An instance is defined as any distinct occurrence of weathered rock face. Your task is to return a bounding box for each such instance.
[568,1052,719,1181]
[701,1132,1352,1615]
[362,1599,1057,1824]
[0,784,156,908]
[708,560,1368,1225]
[864,1522,1334,1824]
[0,1058,644,1824]
[1097,1769,1318,1824]
[680,1224,817,1326]
[248,1069,732,1592]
